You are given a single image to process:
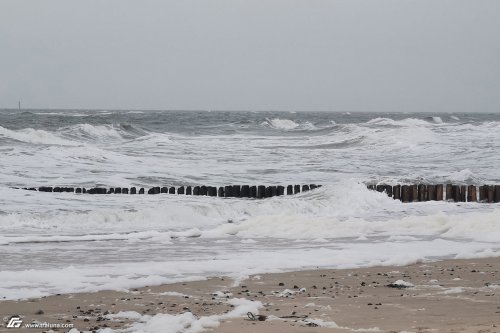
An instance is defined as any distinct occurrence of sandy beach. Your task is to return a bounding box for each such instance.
[2,257,500,333]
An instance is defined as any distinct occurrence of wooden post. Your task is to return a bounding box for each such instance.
[467,185,476,202]
[376,185,384,193]
[427,185,436,201]
[76,188,82,194]
[418,185,426,201]
[250,186,257,198]
[241,185,250,197]
[385,185,393,198]
[193,186,200,195]
[367,184,375,190]
[122,188,128,194]
[271,186,277,196]
[487,185,494,203]
[411,185,418,202]
[130,187,137,194]
[401,185,410,202]
[139,188,145,194]
[257,185,266,199]
[265,186,273,198]
[232,185,241,197]
[393,185,401,201]
[178,186,185,195]
[218,187,224,197]
[169,186,175,194]
[186,186,192,195]
[310,184,317,190]
[302,185,310,192]
[287,185,293,195]
[446,184,453,201]
[460,185,467,202]
[115,187,122,194]
[277,186,285,196]
[495,185,500,203]
[208,186,217,196]
[108,188,115,194]
[200,185,208,196]
[436,184,443,200]
[479,185,486,202]
[294,185,301,194]
[224,186,233,197]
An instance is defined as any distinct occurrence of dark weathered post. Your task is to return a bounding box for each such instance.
[277,186,285,196]
[367,184,375,190]
[122,188,129,194]
[427,185,436,201]
[250,186,257,198]
[186,186,192,195]
[224,186,233,197]
[76,188,82,194]
[232,185,241,197]
[467,185,477,202]
[436,184,443,200]
[418,185,426,201]
[393,185,401,201]
[401,185,407,200]
[495,185,500,203]
[200,186,208,196]
[257,185,266,199]
[130,187,137,194]
[271,186,277,197]
[178,186,185,195]
[487,185,494,203]
[294,185,301,194]
[479,185,486,202]
[384,185,393,198]
[115,187,122,194]
[460,185,467,202]
[108,188,115,194]
[193,186,200,195]
[401,185,410,202]
[302,185,310,192]
[139,188,145,194]
[265,186,273,198]
[208,186,217,196]
[310,184,317,190]
[241,185,250,197]
[376,185,385,193]
[410,185,418,202]
[218,187,225,197]
[451,185,460,202]
[446,184,453,201]
[161,187,168,193]
[287,185,293,195]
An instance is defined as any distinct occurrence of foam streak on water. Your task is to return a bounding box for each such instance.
[1,110,500,300]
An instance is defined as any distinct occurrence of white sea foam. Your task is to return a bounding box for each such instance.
[2,111,500,303]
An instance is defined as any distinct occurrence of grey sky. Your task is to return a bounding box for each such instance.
[0,0,499,112]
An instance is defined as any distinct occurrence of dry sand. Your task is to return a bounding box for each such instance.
[2,257,500,333]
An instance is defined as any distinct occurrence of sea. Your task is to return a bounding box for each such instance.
[1,110,500,300]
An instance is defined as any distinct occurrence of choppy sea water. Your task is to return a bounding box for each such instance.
[1,110,500,300]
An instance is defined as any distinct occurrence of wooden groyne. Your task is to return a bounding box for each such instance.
[24,184,322,199]
[18,184,500,202]
[368,184,500,203]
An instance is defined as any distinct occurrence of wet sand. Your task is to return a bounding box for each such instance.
[1,257,500,333]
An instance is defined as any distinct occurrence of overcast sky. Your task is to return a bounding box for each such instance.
[0,0,499,112]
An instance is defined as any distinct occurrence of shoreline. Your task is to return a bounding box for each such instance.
[2,257,500,333]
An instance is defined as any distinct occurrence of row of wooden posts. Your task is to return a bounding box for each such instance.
[33,184,322,198]
[368,184,500,203]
